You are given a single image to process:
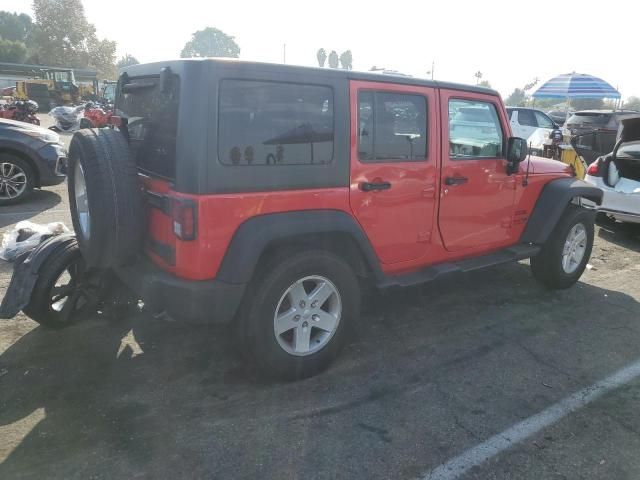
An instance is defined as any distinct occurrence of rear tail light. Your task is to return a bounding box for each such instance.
[171,198,197,240]
[587,158,602,177]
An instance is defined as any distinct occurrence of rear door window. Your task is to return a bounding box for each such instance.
[357,91,427,161]
[115,75,180,180]
[218,80,334,166]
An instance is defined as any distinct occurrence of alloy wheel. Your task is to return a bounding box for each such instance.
[273,275,342,356]
[0,162,27,200]
[562,223,587,274]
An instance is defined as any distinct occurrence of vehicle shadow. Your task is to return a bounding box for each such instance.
[0,262,638,479]
[0,189,63,229]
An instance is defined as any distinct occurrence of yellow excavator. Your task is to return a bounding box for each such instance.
[15,68,82,110]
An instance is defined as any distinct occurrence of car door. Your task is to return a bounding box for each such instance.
[349,80,439,265]
[438,90,517,252]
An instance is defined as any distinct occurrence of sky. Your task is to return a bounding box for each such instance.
[3,0,639,100]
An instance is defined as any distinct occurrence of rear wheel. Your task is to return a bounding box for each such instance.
[23,241,111,329]
[237,251,360,380]
[531,205,595,289]
[0,154,35,206]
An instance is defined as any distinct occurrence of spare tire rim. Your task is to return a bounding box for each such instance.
[0,161,27,200]
[273,275,342,356]
[562,223,587,274]
[74,161,90,239]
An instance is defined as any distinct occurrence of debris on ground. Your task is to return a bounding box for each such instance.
[0,221,69,262]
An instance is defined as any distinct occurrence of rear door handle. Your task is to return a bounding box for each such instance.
[360,181,392,192]
[444,176,468,186]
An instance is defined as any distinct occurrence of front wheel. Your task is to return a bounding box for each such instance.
[0,154,35,206]
[531,205,595,289]
[237,250,360,381]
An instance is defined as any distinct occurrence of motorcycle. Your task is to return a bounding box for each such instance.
[48,104,90,132]
[0,100,40,126]
[83,101,113,128]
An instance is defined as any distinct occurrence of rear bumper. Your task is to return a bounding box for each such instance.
[114,257,246,324]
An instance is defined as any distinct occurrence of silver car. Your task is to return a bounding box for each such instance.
[585,116,640,227]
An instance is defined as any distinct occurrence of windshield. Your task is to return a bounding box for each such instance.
[115,75,180,180]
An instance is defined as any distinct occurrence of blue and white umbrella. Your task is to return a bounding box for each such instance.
[532,73,620,99]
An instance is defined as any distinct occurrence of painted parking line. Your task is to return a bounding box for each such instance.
[422,358,640,480]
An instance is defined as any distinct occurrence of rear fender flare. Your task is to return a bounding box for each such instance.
[520,178,603,245]
[216,210,384,284]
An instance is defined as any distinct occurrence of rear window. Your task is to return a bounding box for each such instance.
[115,75,180,180]
[218,80,334,166]
[567,112,611,126]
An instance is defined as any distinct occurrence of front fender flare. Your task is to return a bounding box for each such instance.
[520,178,603,245]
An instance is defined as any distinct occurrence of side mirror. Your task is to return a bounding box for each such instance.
[506,137,528,175]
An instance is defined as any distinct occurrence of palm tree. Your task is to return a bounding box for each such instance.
[316,48,327,67]
[339,50,353,70]
[328,50,339,69]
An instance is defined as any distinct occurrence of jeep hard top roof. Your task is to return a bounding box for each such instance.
[120,58,500,97]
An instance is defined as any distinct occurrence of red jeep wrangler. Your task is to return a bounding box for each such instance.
[1,60,603,380]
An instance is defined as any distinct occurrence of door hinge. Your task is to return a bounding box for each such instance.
[417,231,431,243]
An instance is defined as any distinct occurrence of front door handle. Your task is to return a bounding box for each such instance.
[360,181,392,192]
[444,176,468,186]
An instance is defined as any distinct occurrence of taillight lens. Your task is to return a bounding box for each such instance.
[171,198,197,240]
[587,158,602,177]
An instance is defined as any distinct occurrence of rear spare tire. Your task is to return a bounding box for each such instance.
[68,128,143,268]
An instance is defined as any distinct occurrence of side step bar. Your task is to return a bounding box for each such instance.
[380,244,541,288]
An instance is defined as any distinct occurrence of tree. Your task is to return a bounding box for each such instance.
[316,48,327,67]
[86,33,116,79]
[0,38,28,63]
[474,71,483,84]
[339,50,352,70]
[505,88,527,107]
[180,27,240,58]
[328,50,339,69]
[117,54,139,69]
[0,11,33,43]
[478,79,491,88]
[31,0,116,77]
[624,96,640,111]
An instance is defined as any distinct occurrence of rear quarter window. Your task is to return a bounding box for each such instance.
[218,80,334,166]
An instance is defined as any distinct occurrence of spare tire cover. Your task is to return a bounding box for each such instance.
[68,128,143,268]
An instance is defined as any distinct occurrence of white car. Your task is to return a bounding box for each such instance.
[506,107,559,155]
[584,116,640,228]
